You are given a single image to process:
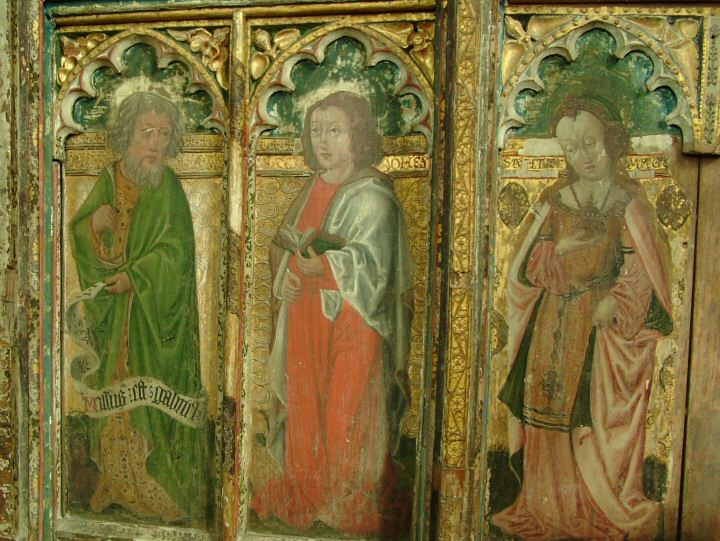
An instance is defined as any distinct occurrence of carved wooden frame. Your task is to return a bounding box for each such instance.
[4,1,720,540]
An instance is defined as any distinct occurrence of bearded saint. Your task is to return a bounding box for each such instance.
[70,92,209,524]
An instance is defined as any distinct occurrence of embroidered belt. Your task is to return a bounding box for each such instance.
[559,270,616,301]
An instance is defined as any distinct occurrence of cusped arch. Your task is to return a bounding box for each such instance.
[53,28,228,160]
[499,17,697,150]
[250,24,433,145]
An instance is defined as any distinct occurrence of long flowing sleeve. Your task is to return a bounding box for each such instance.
[608,236,653,340]
[69,168,118,288]
[323,178,413,341]
[523,208,570,295]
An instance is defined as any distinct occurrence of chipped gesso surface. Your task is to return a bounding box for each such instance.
[0,0,18,537]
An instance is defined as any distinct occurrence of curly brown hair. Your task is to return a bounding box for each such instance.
[301,91,383,172]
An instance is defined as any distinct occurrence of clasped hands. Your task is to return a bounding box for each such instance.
[280,248,325,304]
[91,204,132,294]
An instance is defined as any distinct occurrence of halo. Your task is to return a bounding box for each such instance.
[112,75,184,111]
[295,82,373,115]
[270,81,375,135]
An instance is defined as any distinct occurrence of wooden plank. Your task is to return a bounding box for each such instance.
[680,156,720,540]
[507,0,716,4]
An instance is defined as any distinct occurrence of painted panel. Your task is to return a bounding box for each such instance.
[481,16,698,541]
[53,24,229,540]
[236,14,438,540]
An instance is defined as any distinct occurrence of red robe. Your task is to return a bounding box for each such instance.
[252,177,400,535]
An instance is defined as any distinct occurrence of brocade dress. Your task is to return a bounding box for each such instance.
[494,185,672,541]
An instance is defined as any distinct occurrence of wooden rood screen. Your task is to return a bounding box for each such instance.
[0,1,718,540]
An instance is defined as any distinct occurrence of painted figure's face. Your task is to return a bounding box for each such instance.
[127,110,173,167]
[124,110,173,188]
[309,105,354,173]
[556,110,612,182]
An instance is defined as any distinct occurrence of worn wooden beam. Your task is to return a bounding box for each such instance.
[0,0,18,533]
[506,0,720,4]
[680,156,720,540]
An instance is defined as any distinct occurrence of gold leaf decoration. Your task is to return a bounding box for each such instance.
[407,22,435,82]
[505,16,527,40]
[502,16,534,84]
[252,29,273,53]
[250,27,301,81]
[58,33,109,85]
[498,181,530,229]
[273,28,302,51]
[631,17,666,38]
[629,17,700,97]
[676,18,701,40]
[501,42,526,86]
[656,183,691,230]
[250,53,270,82]
[367,22,414,49]
[367,22,434,83]
[526,16,572,41]
[168,27,230,90]
[501,15,572,85]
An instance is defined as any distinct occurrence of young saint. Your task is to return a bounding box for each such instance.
[252,91,414,536]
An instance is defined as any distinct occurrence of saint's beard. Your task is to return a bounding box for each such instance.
[122,154,164,189]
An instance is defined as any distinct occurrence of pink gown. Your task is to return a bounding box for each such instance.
[494,189,672,541]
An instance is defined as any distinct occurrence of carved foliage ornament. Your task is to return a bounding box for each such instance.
[629,17,700,95]
[167,27,230,90]
[250,28,302,81]
[442,0,481,475]
[58,33,109,85]
[367,21,435,83]
[54,29,228,160]
[500,15,697,150]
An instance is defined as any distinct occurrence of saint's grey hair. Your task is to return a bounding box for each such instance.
[108,92,184,157]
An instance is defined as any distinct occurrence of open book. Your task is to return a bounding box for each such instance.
[273,225,345,257]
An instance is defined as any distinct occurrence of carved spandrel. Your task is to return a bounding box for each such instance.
[167,27,230,90]
[367,21,435,82]
[250,28,302,81]
[502,7,720,154]
[58,32,110,85]
[629,17,700,96]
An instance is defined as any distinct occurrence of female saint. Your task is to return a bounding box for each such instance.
[493,97,673,541]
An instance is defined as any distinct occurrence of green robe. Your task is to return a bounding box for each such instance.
[70,165,209,522]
